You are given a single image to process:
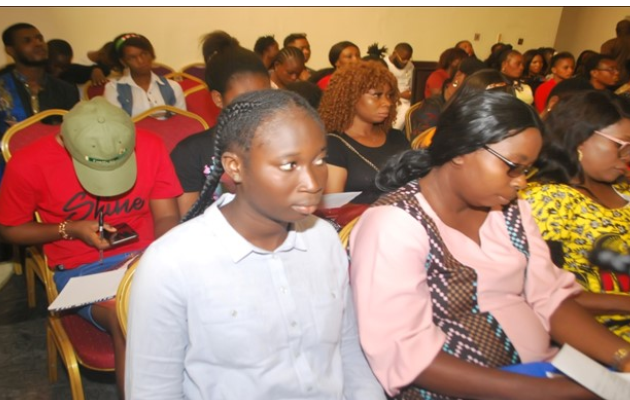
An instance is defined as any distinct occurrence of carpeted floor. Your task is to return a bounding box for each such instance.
[0,267,118,400]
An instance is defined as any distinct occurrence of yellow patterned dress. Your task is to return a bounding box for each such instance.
[522,182,630,341]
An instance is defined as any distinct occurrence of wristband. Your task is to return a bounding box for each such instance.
[58,220,74,240]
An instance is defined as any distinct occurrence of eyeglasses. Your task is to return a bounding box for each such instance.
[596,67,619,73]
[483,145,532,177]
[593,130,630,159]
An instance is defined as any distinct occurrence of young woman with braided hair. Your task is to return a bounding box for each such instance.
[126,89,386,400]
[269,45,305,89]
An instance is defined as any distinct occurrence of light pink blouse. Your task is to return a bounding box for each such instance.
[349,193,581,397]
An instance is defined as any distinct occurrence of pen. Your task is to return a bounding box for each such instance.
[98,210,104,264]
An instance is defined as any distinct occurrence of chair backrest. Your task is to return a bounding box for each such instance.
[83,81,106,99]
[411,126,437,150]
[404,101,424,142]
[180,62,206,81]
[164,71,206,93]
[338,216,360,250]
[132,105,209,153]
[184,85,221,128]
[151,62,175,76]
[116,257,140,338]
[1,109,68,162]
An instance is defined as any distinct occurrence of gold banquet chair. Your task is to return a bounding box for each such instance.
[1,110,68,306]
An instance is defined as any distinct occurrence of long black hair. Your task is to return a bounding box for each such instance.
[532,90,628,184]
[182,89,324,221]
[202,31,268,95]
[376,90,543,191]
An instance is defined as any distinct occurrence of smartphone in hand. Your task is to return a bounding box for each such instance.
[104,223,139,247]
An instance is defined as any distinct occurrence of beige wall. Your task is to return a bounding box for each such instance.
[1,7,563,71]
[555,7,630,57]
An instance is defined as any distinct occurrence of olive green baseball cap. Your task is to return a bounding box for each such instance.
[61,97,137,197]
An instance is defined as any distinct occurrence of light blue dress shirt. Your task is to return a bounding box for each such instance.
[125,194,385,400]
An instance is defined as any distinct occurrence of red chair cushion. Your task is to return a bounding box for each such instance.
[60,314,115,369]
[185,89,221,127]
[87,84,105,99]
[8,123,61,156]
[135,113,207,153]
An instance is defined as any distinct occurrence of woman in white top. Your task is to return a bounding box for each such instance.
[104,33,186,117]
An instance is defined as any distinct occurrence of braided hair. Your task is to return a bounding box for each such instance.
[182,89,324,222]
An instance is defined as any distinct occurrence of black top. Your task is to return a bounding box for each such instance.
[0,70,80,134]
[170,126,216,192]
[326,129,410,194]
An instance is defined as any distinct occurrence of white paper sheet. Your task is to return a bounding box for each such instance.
[48,267,127,312]
[551,344,630,400]
[319,192,361,209]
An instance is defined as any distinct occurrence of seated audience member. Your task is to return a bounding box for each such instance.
[88,41,120,77]
[312,41,360,90]
[171,31,270,217]
[384,42,414,130]
[126,90,386,400]
[601,19,630,57]
[455,39,478,60]
[408,58,486,140]
[0,97,182,397]
[362,43,388,67]
[285,80,322,109]
[103,33,186,117]
[270,46,305,89]
[534,52,575,113]
[47,39,109,86]
[585,53,621,91]
[283,32,313,80]
[484,42,507,70]
[318,61,409,198]
[253,35,279,70]
[350,89,630,400]
[0,23,79,136]
[575,49,598,77]
[522,49,547,94]
[424,47,467,99]
[498,47,534,105]
[523,90,630,341]
[538,46,556,76]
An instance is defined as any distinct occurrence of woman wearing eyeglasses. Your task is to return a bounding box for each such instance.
[523,90,630,342]
[350,89,630,399]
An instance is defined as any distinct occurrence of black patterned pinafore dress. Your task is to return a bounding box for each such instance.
[372,181,531,400]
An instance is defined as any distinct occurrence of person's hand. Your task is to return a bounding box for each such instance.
[64,220,116,250]
[90,67,108,86]
[400,89,411,100]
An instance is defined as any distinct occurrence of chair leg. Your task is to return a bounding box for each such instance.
[25,262,36,308]
[46,322,58,383]
[12,245,24,275]
[49,318,86,400]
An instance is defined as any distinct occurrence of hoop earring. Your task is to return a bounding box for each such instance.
[578,149,583,161]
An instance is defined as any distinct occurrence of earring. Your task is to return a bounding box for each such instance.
[578,149,583,161]
[452,80,459,88]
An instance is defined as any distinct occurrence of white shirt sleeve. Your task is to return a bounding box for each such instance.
[103,80,121,108]
[125,244,188,399]
[170,79,187,111]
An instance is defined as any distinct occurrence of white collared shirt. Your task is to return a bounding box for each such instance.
[126,194,385,400]
[104,70,186,117]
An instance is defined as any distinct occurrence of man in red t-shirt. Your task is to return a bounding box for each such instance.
[0,97,182,397]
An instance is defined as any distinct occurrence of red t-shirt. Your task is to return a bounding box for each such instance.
[534,78,557,113]
[424,69,449,99]
[0,129,183,269]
